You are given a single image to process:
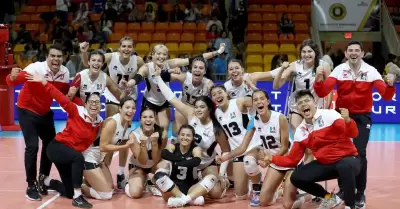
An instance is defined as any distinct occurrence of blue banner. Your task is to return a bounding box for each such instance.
[12,82,399,123]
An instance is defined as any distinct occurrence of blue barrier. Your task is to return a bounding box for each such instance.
[12,82,399,123]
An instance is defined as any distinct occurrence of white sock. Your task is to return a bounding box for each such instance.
[73,189,82,199]
[181,195,192,204]
[44,177,51,186]
[118,167,125,175]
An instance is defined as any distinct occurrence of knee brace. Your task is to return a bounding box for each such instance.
[154,172,175,193]
[89,188,112,200]
[243,156,260,176]
[199,175,217,192]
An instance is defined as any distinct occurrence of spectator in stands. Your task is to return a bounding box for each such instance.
[184,1,201,22]
[228,11,245,57]
[90,24,106,43]
[278,13,295,35]
[52,25,64,41]
[100,14,113,38]
[15,24,32,44]
[321,46,334,70]
[65,26,77,41]
[76,26,89,42]
[214,31,231,58]
[213,52,228,75]
[105,0,118,22]
[36,43,48,62]
[270,54,288,70]
[56,0,71,26]
[207,15,223,32]
[72,0,89,24]
[16,44,34,69]
[206,24,220,40]
[144,4,156,22]
[157,5,168,22]
[170,4,185,22]
[119,0,133,12]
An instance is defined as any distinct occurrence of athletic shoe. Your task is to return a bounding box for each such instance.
[344,206,355,209]
[167,197,186,208]
[250,191,260,206]
[116,174,125,190]
[316,194,342,209]
[26,183,41,201]
[72,195,93,208]
[355,193,366,209]
[37,174,48,195]
[291,196,305,209]
[146,185,162,196]
[189,196,205,206]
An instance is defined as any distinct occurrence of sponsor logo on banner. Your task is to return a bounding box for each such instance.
[12,82,399,123]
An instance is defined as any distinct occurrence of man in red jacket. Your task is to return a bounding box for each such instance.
[6,44,74,201]
[313,41,395,208]
[258,90,360,209]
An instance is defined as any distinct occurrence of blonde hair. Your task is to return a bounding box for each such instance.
[148,44,169,61]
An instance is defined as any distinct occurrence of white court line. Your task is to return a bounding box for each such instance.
[35,152,120,208]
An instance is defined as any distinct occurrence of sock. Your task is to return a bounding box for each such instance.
[181,195,192,204]
[252,183,261,192]
[44,177,51,187]
[73,189,82,199]
[324,193,332,199]
[118,167,125,175]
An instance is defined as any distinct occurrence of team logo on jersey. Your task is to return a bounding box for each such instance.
[192,122,197,127]
[270,126,276,133]
[184,85,189,90]
[230,112,236,119]
[231,92,236,97]
[82,84,87,90]
[360,72,368,80]
[113,66,118,70]
[316,116,324,127]
[312,71,316,76]
[218,117,222,121]
[342,73,348,78]
[258,127,262,132]
[97,83,103,90]
[116,131,119,136]
[127,68,133,73]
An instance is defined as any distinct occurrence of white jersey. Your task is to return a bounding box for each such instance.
[253,111,291,170]
[128,127,155,168]
[180,72,211,105]
[143,62,170,106]
[289,60,326,112]
[215,99,261,153]
[104,52,138,103]
[224,73,253,99]
[188,116,217,170]
[83,113,128,164]
[75,69,107,102]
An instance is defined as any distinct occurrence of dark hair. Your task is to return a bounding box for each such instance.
[346,41,364,51]
[252,90,273,120]
[177,124,196,147]
[294,90,314,102]
[88,50,105,63]
[228,59,244,69]
[47,44,65,55]
[193,96,225,137]
[299,39,321,74]
[119,96,136,107]
[140,107,163,145]
[84,92,101,103]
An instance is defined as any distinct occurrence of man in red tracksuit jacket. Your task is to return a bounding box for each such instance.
[313,41,395,208]
[259,90,360,209]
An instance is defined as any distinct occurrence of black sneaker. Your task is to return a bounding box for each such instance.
[38,174,48,195]
[72,195,93,208]
[26,183,41,201]
[117,174,125,190]
[355,193,366,209]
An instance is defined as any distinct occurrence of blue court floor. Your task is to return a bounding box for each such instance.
[1,121,400,142]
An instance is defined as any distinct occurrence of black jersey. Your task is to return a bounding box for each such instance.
[169,143,198,194]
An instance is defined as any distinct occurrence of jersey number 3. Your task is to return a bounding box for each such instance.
[222,122,241,138]
[260,135,279,149]
[177,166,187,180]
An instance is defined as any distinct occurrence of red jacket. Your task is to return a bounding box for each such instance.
[43,82,103,152]
[6,61,71,115]
[272,109,358,167]
[314,61,395,114]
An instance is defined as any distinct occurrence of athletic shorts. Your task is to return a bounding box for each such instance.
[129,164,152,174]
[141,97,170,113]
[84,161,100,170]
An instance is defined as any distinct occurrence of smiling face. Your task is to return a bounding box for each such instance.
[140,109,156,132]
[345,44,364,65]
[194,100,210,121]
[296,94,317,120]
[152,45,168,66]
[191,60,206,83]
[301,45,316,66]
[227,61,244,83]
[211,86,229,107]
[88,54,104,74]
[85,93,101,117]
[178,127,194,147]
[46,48,64,73]
[252,91,271,115]
[120,99,136,122]
[119,39,134,59]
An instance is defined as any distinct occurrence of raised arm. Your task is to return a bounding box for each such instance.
[314,66,338,98]
[372,72,396,101]
[80,42,112,67]
[126,64,149,87]
[167,44,225,68]
[272,62,294,90]
[237,97,253,113]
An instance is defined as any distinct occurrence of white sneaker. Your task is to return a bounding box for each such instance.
[291,196,305,209]
[167,197,186,208]
[189,196,205,206]
[147,185,162,196]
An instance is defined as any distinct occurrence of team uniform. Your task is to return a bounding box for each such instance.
[128,127,158,173]
[224,73,254,99]
[103,52,138,104]
[180,72,211,106]
[215,99,261,162]
[169,143,199,194]
[252,111,293,171]
[188,117,217,170]
[72,69,107,103]
[83,113,127,170]
[289,60,327,114]
[142,62,170,112]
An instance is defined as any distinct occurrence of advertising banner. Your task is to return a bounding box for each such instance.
[12,82,399,123]
[313,0,381,32]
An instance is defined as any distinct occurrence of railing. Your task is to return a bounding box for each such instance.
[381,1,400,55]
[310,3,324,55]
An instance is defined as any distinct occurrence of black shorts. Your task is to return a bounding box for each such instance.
[84,161,100,170]
[141,97,170,113]
[175,180,196,195]
[128,164,152,174]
